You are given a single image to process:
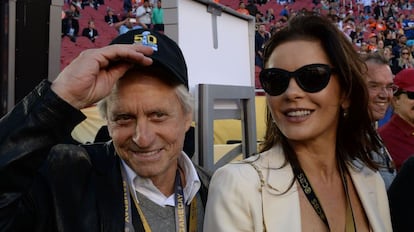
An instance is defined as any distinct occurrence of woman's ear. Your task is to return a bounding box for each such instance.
[341,101,350,111]
[340,94,350,111]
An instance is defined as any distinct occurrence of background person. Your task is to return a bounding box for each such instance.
[105,7,120,26]
[388,156,414,231]
[378,68,414,171]
[151,0,164,32]
[82,19,99,42]
[136,0,152,29]
[115,16,147,35]
[61,10,80,42]
[363,52,397,189]
[255,23,270,68]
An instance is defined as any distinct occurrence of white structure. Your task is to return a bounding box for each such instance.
[163,0,257,171]
[163,0,256,92]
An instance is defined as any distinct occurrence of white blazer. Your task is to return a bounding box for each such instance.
[203,145,392,232]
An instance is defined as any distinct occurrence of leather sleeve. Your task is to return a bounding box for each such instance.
[0,80,86,230]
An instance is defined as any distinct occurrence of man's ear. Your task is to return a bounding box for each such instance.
[184,112,193,132]
[392,95,401,108]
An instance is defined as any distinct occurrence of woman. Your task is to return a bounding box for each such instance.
[104,7,120,26]
[396,46,414,72]
[203,14,392,231]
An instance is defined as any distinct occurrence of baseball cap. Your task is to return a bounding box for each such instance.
[407,40,414,47]
[110,29,189,89]
[394,68,414,92]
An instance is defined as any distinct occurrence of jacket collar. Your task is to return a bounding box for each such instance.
[256,145,385,231]
[251,145,295,193]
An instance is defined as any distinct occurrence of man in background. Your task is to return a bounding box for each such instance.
[363,53,397,189]
[255,24,270,68]
[379,68,414,171]
[152,0,164,32]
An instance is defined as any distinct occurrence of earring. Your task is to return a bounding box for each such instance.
[342,108,349,118]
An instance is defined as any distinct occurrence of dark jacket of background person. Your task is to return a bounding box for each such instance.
[245,0,259,16]
[62,13,79,38]
[388,156,414,232]
[82,27,99,42]
[104,12,120,25]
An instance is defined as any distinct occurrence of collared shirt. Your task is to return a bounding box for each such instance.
[121,151,201,207]
[378,114,414,170]
[136,6,152,25]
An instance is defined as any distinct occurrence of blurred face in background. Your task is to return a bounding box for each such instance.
[401,48,411,59]
[393,92,414,126]
[365,62,394,121]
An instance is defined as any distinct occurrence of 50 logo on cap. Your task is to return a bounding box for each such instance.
[134,31,158,51]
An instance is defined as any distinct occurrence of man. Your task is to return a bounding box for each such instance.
[255,24,270,68]
[245,0,259,16]
[61,10,79,42]
[136,0,152,29]
[81,19,99,42]
[115,16,146,35]
[0,29,208,231]
[379,68,414,171]
[236,1,249,16]
[392,33,407,59]
[363,53,397,189]
[403,13,414,41]
[151,0,164,32]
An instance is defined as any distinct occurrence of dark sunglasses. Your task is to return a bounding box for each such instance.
[259,64,335,96]
[401,90,414,99]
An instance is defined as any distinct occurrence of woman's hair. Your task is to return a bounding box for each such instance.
[398,46,414,67]
[97,65,194,120]
[260,13,382,171]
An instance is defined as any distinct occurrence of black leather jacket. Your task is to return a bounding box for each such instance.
[0,80,208,231]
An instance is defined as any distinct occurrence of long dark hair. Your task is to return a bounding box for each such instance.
[260,14,382,171]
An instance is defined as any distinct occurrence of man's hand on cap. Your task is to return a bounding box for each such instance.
[51,44,153,109]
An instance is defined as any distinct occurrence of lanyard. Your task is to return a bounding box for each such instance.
[292,164,330,229]
[292,161,356,231]
[120,163,198,232]
[174,169,187,232]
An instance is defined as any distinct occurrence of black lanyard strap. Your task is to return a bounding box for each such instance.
[292,165,330,229]
[292,162,357,231]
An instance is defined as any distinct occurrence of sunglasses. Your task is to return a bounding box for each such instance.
[402,52,410,55]
[401,90,414,99]
[259,64,335,96]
